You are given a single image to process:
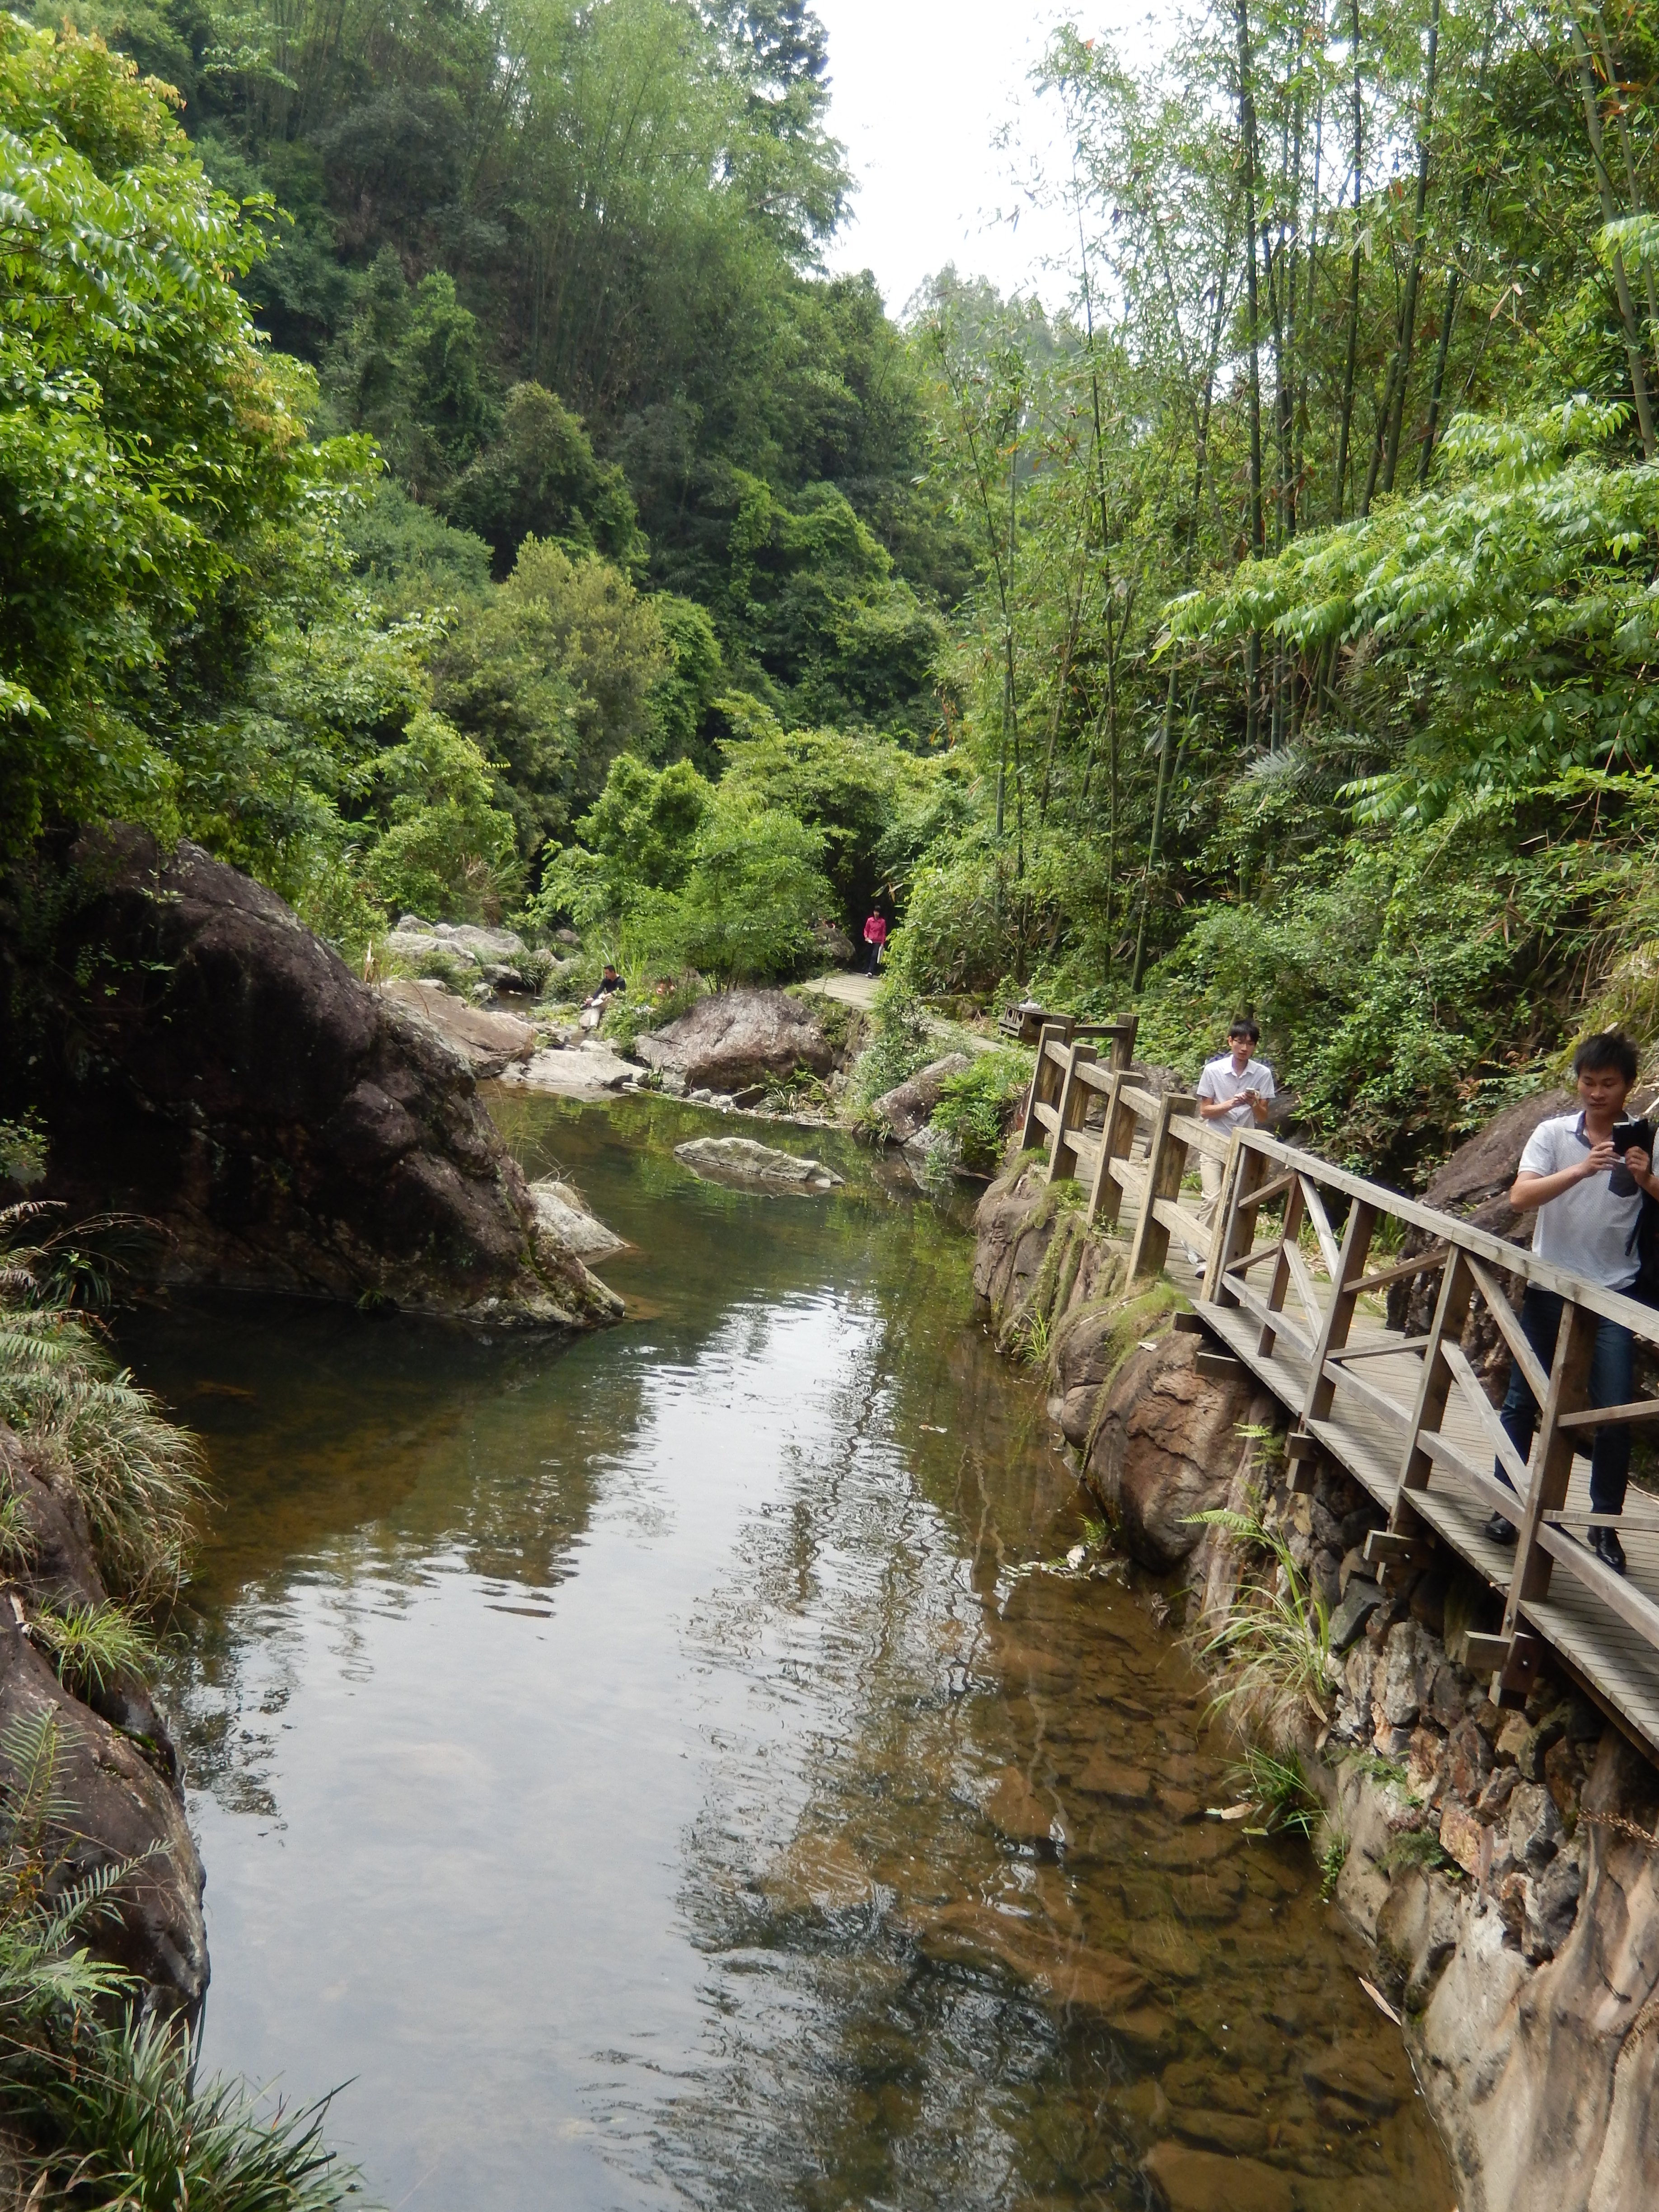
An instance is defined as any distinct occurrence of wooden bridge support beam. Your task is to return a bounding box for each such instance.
[1209,1142,1264,1314]
[1496,1302,1598,1703]
[1087,1072,1138,1230]
[1046,1042,1099,1187]
[1301,1197,1378,1433]
[1018,1022,1070,1153]
[1127,1093,1196,1283]
[1387,1251,1475,1547]
[1256,1175,1309,1362]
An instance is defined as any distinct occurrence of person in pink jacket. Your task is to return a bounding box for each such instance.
[862,910,887,975]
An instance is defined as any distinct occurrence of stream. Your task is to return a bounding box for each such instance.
[122,1094,1454,2211]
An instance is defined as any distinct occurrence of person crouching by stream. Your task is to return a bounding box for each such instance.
[1195,1018,1275,1232]
[1486,1028,1658,1576]
[580,963,626,1031]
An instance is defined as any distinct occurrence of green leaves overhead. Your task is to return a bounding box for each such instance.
[1170,400,1659,824]
[0,19,360,847]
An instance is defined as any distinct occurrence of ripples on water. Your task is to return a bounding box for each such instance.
[120,1094,1453,2210]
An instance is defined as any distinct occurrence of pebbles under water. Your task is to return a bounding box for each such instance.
[124,1092,1453,2211]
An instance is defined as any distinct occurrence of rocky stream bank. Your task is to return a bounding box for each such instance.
[975,1158,1659,2212]
[0,832,621,1330]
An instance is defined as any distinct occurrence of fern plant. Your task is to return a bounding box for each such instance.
[0,1712,143,2037]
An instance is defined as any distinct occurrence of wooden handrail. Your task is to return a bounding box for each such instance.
[1021,1079,1659,1751]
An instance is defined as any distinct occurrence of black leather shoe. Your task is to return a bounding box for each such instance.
[1589,1526,1627,1576]
[1484,1511,1518,1547]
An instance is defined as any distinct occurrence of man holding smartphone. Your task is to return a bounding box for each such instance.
[1194,1017,1274,1231]
[1488,1029,1656,1575]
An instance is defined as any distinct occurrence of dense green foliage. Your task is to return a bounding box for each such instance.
[10,0,1659,1174]
[889,0,1659,1169]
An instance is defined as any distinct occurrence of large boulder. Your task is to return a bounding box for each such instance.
[1082,1335,1266,1572]
[869,1054,972,1142]
[1420,1087,1575,1244]
[0,830,621,1329]
[635,989,833,1092]
[0,1429,206,2020]
[382,915,547,993]
[382,977,535,1077]
[972,1165,1061,1331]
[1412,1727,1659,2212]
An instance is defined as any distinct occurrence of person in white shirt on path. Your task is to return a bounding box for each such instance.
[1194,1018,1275,1230]
[1487,1028,1658,1576]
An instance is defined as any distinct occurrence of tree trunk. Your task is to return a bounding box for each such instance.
[1237,0,1265,753]
[1593,5,1659,388]
[1571,19,1656,459]
[1380,0,1442,493]
[1334,0,1365,521]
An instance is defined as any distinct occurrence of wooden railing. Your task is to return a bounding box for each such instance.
[1018,1018,1231,1284]
[1026,1077,1659,1743]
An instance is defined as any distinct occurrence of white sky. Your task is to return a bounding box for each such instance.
[814,0,1152,319]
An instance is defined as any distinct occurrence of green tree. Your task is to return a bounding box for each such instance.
[364,711,523,923]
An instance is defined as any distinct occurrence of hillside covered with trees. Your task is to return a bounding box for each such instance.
[5,0,1659,1179]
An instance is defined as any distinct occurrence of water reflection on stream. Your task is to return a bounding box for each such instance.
[122,1094,1453,2210]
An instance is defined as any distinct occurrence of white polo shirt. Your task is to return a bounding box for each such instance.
[1518,1112,1646,1289]
[1196,1052,1275,1131]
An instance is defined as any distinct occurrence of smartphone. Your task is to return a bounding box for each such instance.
[1610,1119,1649,1195]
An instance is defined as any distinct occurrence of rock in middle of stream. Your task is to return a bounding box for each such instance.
[674,1137,843,1192]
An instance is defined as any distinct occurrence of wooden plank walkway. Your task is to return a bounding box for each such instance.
[1021,1018,1659,1756]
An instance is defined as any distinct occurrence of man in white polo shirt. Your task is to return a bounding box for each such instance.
[1194,1017,1275,1230]
[1489,1029,1657,1575]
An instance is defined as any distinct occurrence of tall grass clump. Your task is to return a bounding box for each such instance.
[1189,1505,1336,1747]
[0,1207,209,1600]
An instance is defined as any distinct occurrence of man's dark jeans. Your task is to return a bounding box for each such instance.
[1494,1285,1636,1517]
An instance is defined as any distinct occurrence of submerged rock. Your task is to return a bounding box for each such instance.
[637,989,834,1091]
[0,829,620,1330]
[382,977,535,1076]
[1143,2139,1295,2211]
[674,1136,843,1191]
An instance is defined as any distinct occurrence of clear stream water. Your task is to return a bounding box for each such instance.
[119,1093,1454,2212]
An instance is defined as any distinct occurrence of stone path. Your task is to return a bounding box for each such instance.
[799,970,881,1011]
[798,971,1005,1056]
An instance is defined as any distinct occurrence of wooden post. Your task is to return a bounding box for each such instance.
[1387,1247,1475,1536]
[1108,1015,1138,1073]
[1046,1041,1099,1187]
[1210,1137,1263,1312]
[1019,1022,1068,1153]
[1087,1070,1138,1228]
[1500,1297,1597,1650]
[1127,1092,1196,1283]
[1300,1194,1378,1431]
[1256,1170,1309,1360]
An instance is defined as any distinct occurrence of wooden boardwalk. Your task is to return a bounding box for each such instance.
[1020,1017,1659,1754]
